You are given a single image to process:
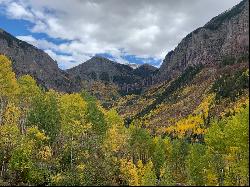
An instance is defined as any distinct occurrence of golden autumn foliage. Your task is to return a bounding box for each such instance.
[0,55,249,186]
[165,94,215,138]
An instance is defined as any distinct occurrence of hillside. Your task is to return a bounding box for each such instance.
[67,56,157,94]
[0,31,157,98]
[157,0,249,81]
[0,29,73,92]
[113,0,249,133]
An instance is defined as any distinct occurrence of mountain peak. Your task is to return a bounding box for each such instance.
[159,0,249,80]
[90,55,111,61]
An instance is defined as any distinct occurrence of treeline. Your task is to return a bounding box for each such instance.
[0,55,249,186]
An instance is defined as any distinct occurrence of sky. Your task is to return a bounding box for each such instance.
[0,0,242,69]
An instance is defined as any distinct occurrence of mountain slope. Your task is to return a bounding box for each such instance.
[113,0,249,131]
[0,30,158,95]
[0,29,72,92]
[133,64,158,78]
[67,56,158,94]
[67,56,139,84]
[158,0,249,81]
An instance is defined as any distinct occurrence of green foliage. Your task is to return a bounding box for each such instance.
[205,104,249,186]
[152,137,168,177]
[186,143,206,186]
[169,139,189,184]
[212,69,249,101]
[27,90,61,142]
[141,161,157,186]
[159,163,175,186]
[129,125,154,163]
[85,95,107,137]
[18,75,41,106]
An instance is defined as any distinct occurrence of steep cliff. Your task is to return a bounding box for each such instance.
[0,29,72,92]
[158,0,249,80]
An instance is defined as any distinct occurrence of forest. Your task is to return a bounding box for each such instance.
[0,54,249,186]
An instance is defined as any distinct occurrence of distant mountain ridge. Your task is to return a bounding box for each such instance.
[67,56,158,94]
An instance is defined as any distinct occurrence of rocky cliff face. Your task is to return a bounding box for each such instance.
[0,29,72,92]
[158,0,249,80]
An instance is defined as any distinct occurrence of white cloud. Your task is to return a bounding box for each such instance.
[17,35,59,50]
[6,2,34,21]
[0,0,242,69]
[17,35,91,69]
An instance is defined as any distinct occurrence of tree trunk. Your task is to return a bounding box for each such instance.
[70,135,74,169]
[0,97,5,125]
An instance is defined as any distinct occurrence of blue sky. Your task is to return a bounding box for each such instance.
[0,0,241,69]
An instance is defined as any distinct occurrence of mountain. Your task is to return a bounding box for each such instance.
[0,30,157,95]
[0,1,249,186]
[158,0,249,81]
[0,0,248,112]
[0,28,73,92]
[133,64,158,78]
[67,56,139,85]
[113,0,249,129]
[125,62,140,69]
[67,56,158,94]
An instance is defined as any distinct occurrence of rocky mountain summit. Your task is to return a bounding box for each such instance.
[158,0,249,81]
[67,56,158,94]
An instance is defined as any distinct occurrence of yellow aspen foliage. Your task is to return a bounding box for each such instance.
[0,119,20,155]
[120,158,139,186]
[103,109,128,153]
[18,75,41,107]
[194,93,215,118]
[104,125,128,153]
[119,159,157,186]
[51,173,65,185]
[220,97,249,117]
[205,170,218,186]
[3,102,21,125]
[38,146,52,161]
[0,55,19,99]
[166,94,215,137]
[26,126,49,143]
[141,160,157,186]
[59,93,89,136]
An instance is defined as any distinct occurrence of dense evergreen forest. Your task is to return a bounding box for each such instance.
[0,55,249,186]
